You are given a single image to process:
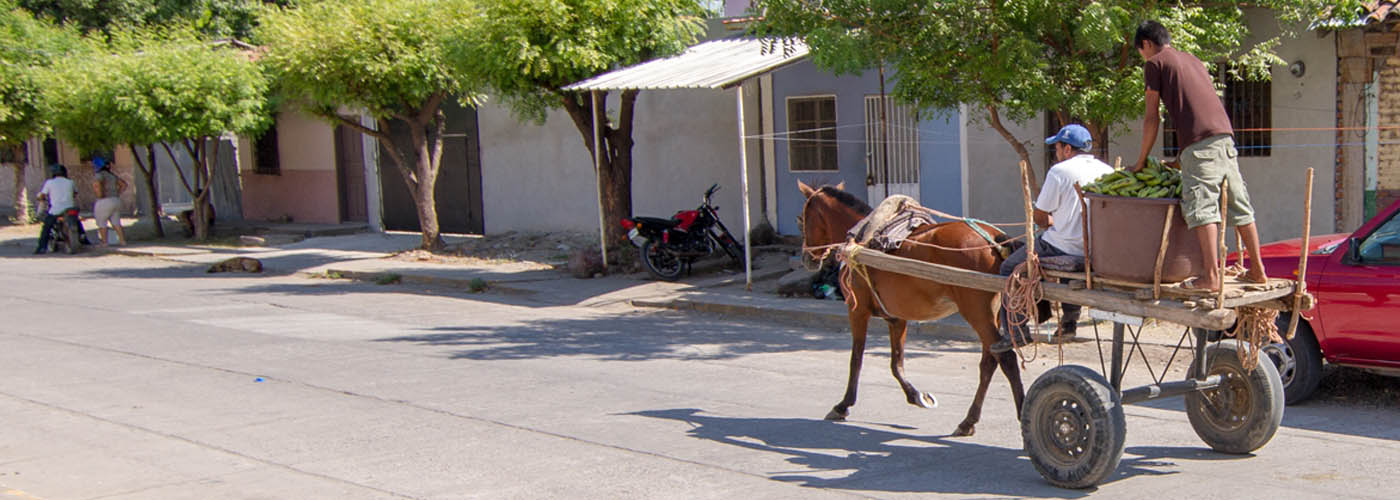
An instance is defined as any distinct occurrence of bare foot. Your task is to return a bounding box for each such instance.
[1241,270,1268,284]
[1181,276,1220,291]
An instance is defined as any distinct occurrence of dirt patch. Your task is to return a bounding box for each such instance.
[390,231,601,270]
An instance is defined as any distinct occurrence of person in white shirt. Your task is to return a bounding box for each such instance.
[991,124,1114,353]
[35,164,87,254]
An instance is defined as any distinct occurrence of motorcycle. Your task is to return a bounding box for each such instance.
[620,183,743,281]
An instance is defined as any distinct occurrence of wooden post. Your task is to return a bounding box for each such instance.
[1153,204,1175,299]
[1075,184,1092,289]
[1019,161,1037,263]
[1217,179,1228,307]
[1286,168,1315,340]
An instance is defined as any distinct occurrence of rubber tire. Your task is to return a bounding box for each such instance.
[63,220,80,255]
[640,240,683,281]
[1022,365,1127,489]
[1268,316,1324,405]
[1185,339,1285,454]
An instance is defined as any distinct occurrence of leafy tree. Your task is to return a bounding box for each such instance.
[18,0,295,39]
[751,0,1358,188]
[257,0,483,250]
[41,30,270,239]
[1,1,80,218]
[467,0,707,246]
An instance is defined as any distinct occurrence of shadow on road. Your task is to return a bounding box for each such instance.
[625,408,1236,496]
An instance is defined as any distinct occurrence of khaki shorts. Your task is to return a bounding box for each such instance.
[1179,134,1255,229]
[94,197,122,229]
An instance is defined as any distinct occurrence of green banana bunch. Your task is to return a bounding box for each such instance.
[1080,157,1182,199]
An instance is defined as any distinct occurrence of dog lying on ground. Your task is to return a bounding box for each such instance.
[207,256,262,273]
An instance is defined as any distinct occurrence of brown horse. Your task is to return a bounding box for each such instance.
[798,180,1024,436]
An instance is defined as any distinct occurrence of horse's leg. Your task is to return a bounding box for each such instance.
[954,351,1000,437]
[997,349,1026,418]
[952,290,1009,437]
[827,307,872,421]
[887,318,937,409]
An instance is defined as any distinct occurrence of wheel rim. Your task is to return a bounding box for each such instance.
[1263,342,1296,389]
[1036,390,1095,467]
[1198,366,1254,432]
[647,246,681,276]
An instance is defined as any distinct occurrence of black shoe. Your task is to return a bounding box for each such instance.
[1052,322,1078,343]
[990,327,1034,354]
[33,248,47,255]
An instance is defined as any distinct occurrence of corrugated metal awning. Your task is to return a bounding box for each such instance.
[563,38,808,91]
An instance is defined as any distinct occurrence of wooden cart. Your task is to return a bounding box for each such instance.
[845,245,1305,489]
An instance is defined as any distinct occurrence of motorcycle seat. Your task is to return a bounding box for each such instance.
[633,216,679,229]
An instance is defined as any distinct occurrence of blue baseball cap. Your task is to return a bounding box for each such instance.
[1046,124,1092,149]
[92,156,107,170]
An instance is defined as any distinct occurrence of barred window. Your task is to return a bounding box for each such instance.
[1163,74,1271,157]
[787,96,838,171]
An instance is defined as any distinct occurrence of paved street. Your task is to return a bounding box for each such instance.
[1,251,1397,499]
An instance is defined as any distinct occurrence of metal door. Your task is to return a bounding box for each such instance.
[864,95,920,206]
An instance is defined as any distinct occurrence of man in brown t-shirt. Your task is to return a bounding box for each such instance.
[1132,20,1266,290]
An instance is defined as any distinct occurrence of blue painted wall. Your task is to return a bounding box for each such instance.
[770,61,963,235]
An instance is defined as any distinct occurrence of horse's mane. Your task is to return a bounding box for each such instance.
[818,185,872,215]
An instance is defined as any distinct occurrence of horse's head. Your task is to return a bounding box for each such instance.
[797,180,870,267]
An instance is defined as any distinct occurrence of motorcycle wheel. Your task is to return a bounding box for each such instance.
[641,240,684,281]
[63,221,81,255]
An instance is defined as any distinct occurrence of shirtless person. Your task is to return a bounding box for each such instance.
[1132,20,1267,290]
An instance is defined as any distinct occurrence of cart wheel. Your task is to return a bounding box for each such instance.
[1021,365,1126,489]
[1185,339,1284,454]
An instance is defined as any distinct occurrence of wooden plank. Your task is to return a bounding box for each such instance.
[844,245,1237,330]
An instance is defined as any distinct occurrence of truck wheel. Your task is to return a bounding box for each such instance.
[1267,317,1323,405]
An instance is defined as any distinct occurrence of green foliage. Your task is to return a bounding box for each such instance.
[466,0,706,122]
[256,0,485,121]
[39,29,270,153]
[18,0,295,39]
[752,0,1361,139]
[0,2,82,146]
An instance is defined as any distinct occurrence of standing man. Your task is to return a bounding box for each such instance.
[991,124,1114,353]
[1133,20,1267,290]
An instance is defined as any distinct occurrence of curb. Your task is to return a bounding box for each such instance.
[315,268,538,296]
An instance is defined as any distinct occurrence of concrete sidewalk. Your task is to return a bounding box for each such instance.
[80,230,1194,348]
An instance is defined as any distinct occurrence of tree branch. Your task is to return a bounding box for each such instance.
[985,103,1039,192]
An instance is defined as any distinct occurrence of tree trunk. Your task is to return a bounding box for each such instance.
[132,145,164,237]
[407,114,445,251]
[562,90,636,248]
[9,158,28,221]
[986,104,1039,193]
[193,189,211,240]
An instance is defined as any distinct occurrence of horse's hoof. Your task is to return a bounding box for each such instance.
[952,424,975,437]
[825,408,848,421]
[915,392,938,409]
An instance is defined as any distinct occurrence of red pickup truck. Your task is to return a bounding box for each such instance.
[1244,199,1400,404]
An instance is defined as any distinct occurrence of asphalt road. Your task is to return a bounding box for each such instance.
[1,253,1397,499]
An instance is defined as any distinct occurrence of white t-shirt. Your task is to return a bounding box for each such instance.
[1036,154,1114,256]
[39,177,76,215]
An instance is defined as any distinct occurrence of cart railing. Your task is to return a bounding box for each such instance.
[842,244,1301,331]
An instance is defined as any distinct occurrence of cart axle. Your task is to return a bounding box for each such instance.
[1122,375,1222,405]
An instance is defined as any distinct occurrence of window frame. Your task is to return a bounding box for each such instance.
[786,94,839,172]
[1162,71,1271,158]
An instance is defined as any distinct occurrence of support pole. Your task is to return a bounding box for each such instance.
[737,84,753,288]
[1287,168,1315,339]
[1217,179,1228,307]
[591,90,608,272]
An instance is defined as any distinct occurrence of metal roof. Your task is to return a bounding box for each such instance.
[563,38,808,91]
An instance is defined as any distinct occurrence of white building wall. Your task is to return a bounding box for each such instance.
[478,88,747,235]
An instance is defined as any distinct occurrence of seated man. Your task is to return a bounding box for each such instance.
[991,124,1113,353]
[34,164,92,253]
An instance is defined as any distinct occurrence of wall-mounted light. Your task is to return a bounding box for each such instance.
[1289,60,1306,78]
